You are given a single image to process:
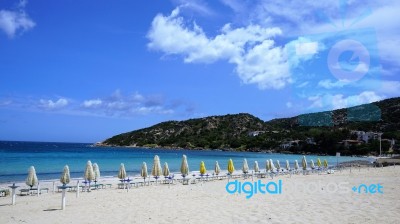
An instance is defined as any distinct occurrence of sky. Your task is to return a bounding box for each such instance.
[0,0,399,143]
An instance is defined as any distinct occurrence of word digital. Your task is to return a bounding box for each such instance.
[225,180,282,199]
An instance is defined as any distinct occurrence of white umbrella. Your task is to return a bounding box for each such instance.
[310,160,315,169]
[163,162,170,177]
[85,161,95,182]
[85,161,95,191]
[180,155,189,177]
[266,160,271,172]
[270,159,276,171]
[93,163,100,184]
[214,161,221,176]
[242,159,249,174]
[152,155,162,184]
[294,160,299,170]
[276,160,281,171]
[26,166,38,189]
[254,161,260,173]
[60,165,70,185]
[118,163,127,180]
[141,162,148,182]
[60,165,70,210]
[286,160,291,171]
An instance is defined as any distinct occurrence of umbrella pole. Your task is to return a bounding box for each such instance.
[61,188,66,210]
[37,182,40,197]
[52,181,55,194]
[12,188,16,205]
[76,180,80,198]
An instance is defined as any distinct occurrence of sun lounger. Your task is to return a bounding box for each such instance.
[0,188,10,197]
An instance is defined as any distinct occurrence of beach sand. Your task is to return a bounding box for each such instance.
[1,166,399,224]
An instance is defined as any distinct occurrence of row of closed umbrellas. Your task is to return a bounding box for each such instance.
[25,155,330,188]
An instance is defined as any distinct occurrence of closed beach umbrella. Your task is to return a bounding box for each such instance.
[93,163,100,183]
[200,161,206,175]
[214,161,221,175]
[85,160,95,182]
[151,155,162,178]
[294,160,299,170]
[162,162,170,177]
[310,160,315,169]
[60,165,70,210]
[227,159,235,175]
[118,163,127,180]
[60,165,70,185]
[242,159,249,174]
[302,156,307,170]
[254,161,260,173]
[317,158,322,168]
[26,166,38,189]
[266,160,271,172]
[141,162,148,180]
[276,160,281,170]
[180,155,189,177]
[270,159,276,171]
[286,160,290,171]
[323,159,328,168]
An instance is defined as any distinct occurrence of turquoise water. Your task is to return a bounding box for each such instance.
[0,141,366,183]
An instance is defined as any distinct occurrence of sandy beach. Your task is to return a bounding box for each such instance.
[1,166,399,224]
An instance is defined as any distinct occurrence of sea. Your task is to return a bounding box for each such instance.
[0,141,368,184]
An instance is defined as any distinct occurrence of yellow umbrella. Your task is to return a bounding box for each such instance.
[227,159,235,174]
[323,159,328,168]
[317,158,322,167]
[200,161,207,175]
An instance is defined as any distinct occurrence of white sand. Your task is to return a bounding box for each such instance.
[1,166,399,224]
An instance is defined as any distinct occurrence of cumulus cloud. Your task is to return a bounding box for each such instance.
[0,1,35,38]
[39,98,69,110]
[147,7,291,89]
[308,91,383,110]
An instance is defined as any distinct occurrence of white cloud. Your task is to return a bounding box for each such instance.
[147,7,291,90]
[0,1,35,38]
[295,42,318,55]
[82,99,102,108]
[318,79,349,89]
[39,98,69,110]
[308,91,383,110]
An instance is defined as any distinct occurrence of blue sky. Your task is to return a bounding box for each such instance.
[0,0,399,143]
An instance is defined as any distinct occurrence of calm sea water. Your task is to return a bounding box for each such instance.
[0,141,366,183]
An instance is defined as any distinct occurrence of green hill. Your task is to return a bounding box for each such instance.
[101,97,400,155]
